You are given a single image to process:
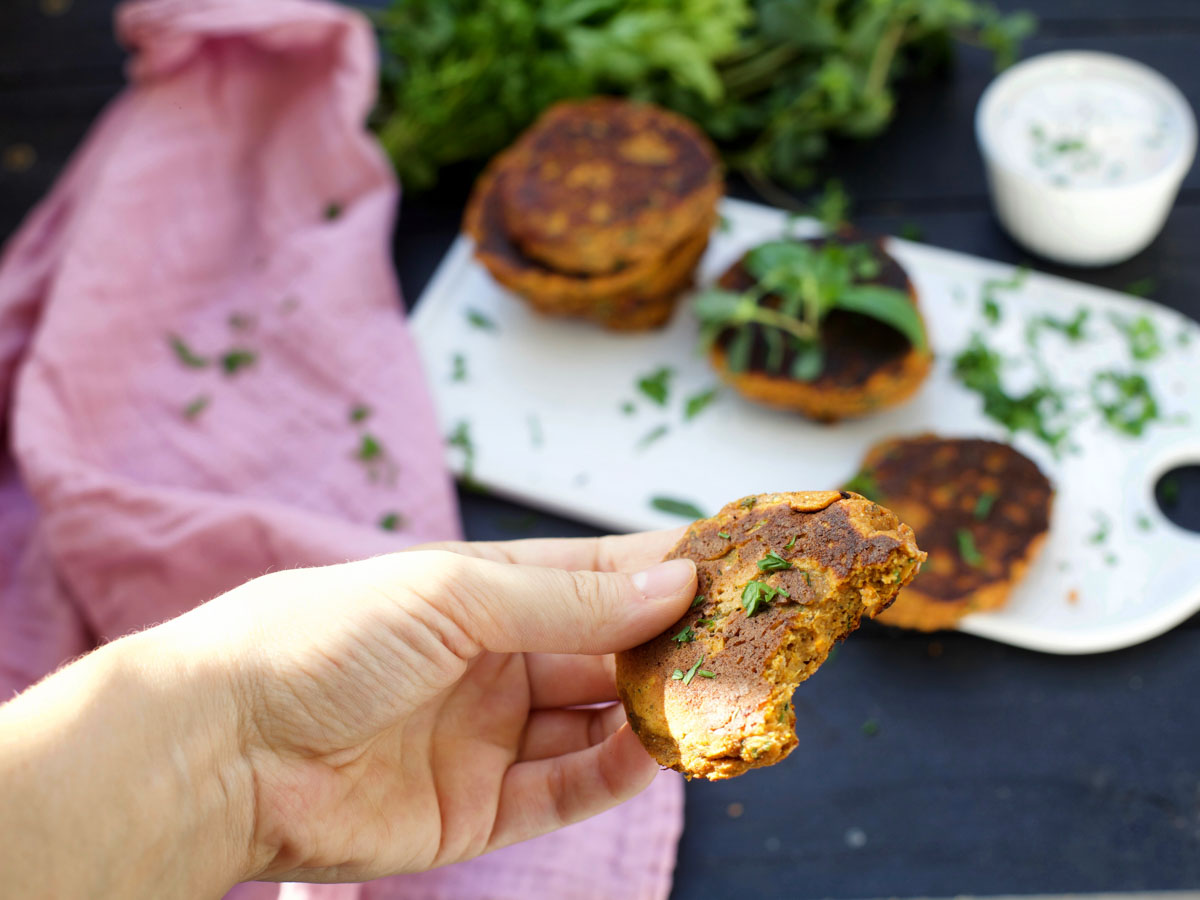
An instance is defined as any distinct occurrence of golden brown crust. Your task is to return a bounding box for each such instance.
[464,152,711,330]
[498,98,722,275]
[616,491,925,780]
[706,239,933,422]
[847,435,1054,631]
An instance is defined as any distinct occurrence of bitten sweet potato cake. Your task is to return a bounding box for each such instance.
[616,491,925,780]
[844,434,1054,631]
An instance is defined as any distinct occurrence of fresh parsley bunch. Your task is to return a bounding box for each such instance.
[693,239,928,380]
[372,0,1032,190]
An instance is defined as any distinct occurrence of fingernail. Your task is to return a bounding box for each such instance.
[631,559,695,599]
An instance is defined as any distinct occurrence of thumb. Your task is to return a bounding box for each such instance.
[407,550,697,655]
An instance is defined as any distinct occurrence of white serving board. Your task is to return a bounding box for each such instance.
[411,197,1200,655]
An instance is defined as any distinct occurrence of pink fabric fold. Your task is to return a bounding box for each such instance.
[0,0,683,897]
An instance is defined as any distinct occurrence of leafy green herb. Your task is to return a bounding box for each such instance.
[1088,512,1110,545]
[861,718,880,737]
[843,470,882,503]
[673,654,709,686]
[169,335,210,369]
[718,531,731,539]
[974,492,997,520]
[784,534,797,550]
[466,308,498,332]
[672,625,695,644]
[182,395,210,420]
[1109,314,1161,362]
[688,238,928,381]
[324,202,342,221]
[220,348,257,376]
[379,512,405,531]
[451,353,468,382]
[811,179,849,232]
[757,551,793,573]
[637,367,673,406]
[1136,514,1152,532]
[1090,371,1159,437]
[357,434,383,462]
[350,404,372,424]
[447,421,477,484]
[983,297,1002,325]
[739,497,756,509]
[373,1,1032,192]
[684,387,718,421]
[1027,308,1089,345]
[1124,277,1157,298]
[651,496,705,519]
[695,616,716,629]
[952,333,1069,453]
[637,425,670,450]
[955,528,984,568]
[697,668,717,678]
[741,579,788,617]
[691,594,707,608]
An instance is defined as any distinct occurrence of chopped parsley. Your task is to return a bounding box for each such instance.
[741,579,789,616]
[182,395,210,420]
[169,335,210,368]
[451,353,467,382]
[718,531,731,539]
[1027,308,1089,344]
[690,594,706,608]
[220,348,257,375]
[357,433,384,462]
[379,512,405,531]
[447,421,477,484]
[757,552,793,573]
[974,491,997,520]
[672,625,696,644]
[696,668,717,679]
[637,424,669,450]
[684,387,719,421]
[1109,313,1162,362]
[636,367,673,406]
[465,308,498,332]
[983,297,1002,325]
[350,404,372,424]
[955,528,984,568]
[650,496,705,519]
[672,654,708,686]
[843,470,882,503]
[784,534,797,550]
[1091,371,1160,437]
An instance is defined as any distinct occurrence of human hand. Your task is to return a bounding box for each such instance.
[155,530,696,885]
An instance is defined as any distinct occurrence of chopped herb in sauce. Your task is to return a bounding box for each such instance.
[1109,313,1162,361]
[220,348,257,376]
[636,367,673,406]
[757,551,793,573]
[637,424,669,450]
[169,335,210,369]
[955,528,984,568]
[447,421,477,483]
[741,579,789,616]
[379,512,405,531]
[357,433,383,462]
[1136,514,1152,532]
[350,404,372,424]
[983,297,1002,325]
[650,496,705,519]
[451,353,467,382]
[1027,308,1089,344]
[1091,370,1160,437]
[182,395,210,420]
[1088,512,1110,545]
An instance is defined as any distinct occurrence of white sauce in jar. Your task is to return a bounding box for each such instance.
[993,75,1184,189]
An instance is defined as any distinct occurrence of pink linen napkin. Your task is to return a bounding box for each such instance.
[0,0,684,897]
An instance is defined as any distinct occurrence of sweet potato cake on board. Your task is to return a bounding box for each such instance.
[616,491,925,780]
[844,434,1054,631]
[697,236,933,422]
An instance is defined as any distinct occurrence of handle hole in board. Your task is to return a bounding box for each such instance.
[1156,465,1200,534]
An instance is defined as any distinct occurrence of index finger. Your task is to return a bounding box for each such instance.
[409,526,687,574]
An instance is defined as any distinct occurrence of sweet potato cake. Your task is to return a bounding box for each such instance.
[844,435,1054,631]
[464,153,710,330]
[708,237,932,422]
[499,97,723,275]
[617,491,925,780]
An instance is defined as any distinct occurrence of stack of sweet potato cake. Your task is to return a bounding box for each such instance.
[464,98,723,330]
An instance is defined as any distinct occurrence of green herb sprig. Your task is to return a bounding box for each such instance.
[741,579,789,617]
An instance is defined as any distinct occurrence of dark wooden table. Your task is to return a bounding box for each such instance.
[3,2,1199,897]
